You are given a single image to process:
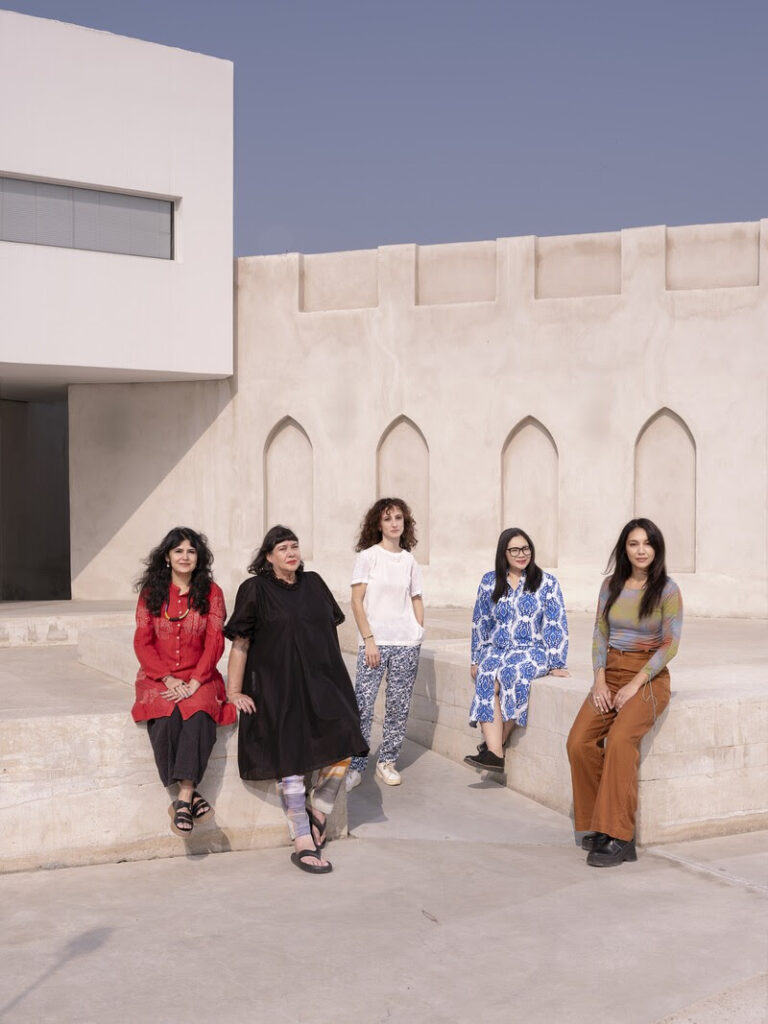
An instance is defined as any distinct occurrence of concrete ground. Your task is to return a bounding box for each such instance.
[1,604,766,1021]
[1,731,766,1024]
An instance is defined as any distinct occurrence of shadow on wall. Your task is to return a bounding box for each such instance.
[68,377,234,585]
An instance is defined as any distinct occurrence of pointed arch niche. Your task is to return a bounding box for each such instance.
[501,418,559,566]
[635,409,696,572]
[264,417,314,559]
[377,416,430,562]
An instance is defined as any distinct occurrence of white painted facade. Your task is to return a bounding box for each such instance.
[0,10,233,385]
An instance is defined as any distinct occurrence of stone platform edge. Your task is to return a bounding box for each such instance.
[404,642,768,844]
[1,711,347,875]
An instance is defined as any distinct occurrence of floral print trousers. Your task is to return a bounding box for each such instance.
[350,644,421,773]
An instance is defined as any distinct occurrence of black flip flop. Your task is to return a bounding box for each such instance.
[306,807,327,849]
[290,848,332,874]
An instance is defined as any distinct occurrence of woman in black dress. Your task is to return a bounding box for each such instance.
[225,525,368,874]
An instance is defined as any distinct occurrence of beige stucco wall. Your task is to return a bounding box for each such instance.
[69,222,768,617]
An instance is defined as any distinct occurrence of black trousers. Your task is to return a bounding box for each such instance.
[147,707,217,787]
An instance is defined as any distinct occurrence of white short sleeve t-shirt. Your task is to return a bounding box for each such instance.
[351,545,424,647]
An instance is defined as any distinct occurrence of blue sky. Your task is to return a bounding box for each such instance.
[5,1,767,256]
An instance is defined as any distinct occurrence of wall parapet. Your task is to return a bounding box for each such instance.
[284,219,766,315]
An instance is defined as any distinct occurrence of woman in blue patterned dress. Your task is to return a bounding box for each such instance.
[464,527,569,773]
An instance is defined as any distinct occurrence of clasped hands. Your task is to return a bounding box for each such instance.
[161,676,201,702]
[592,675,644,713]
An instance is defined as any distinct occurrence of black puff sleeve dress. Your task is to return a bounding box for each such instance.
[224,569,368,780]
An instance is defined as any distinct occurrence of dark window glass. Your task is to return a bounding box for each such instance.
[0,177,173,259]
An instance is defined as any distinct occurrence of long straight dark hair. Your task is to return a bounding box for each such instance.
[492,527,543,602]
[603,518,669,621]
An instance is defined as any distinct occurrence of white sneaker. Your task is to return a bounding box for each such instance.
[375,762,401,786]
[345,769,362,792]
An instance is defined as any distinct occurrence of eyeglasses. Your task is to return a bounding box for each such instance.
[507,546,531,557]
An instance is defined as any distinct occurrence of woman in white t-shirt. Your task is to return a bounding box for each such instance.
[346,498,424,791]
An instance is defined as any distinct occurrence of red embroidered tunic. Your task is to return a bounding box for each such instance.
[131,582,236,726]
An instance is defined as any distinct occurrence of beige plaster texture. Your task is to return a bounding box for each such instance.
[0,644,345,874]
[68,222,768,620]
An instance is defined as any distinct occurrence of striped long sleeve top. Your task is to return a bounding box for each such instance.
[592,578,683,680]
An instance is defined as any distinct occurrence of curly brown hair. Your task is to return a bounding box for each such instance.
[135,527,214,616]
[354,498,418,552]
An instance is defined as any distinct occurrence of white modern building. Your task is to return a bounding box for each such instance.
[1,10,766,619]
[0,10,766,875]
[0,10,233,598]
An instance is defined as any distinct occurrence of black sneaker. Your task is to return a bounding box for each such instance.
[463,748,505,773]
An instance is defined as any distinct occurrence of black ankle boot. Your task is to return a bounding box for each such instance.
[586,836,637,867]
[581,831,609,852]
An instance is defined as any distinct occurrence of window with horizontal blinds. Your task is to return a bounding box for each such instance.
[0,177,173,259]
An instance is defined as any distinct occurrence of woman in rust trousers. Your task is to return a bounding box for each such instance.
[566,518,683,867]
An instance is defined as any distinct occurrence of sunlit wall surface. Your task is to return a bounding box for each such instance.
[0,10,233,384]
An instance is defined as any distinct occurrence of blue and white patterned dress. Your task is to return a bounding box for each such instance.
[470,570,568,727]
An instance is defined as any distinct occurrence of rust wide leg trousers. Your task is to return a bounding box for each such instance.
[566,648,670,842]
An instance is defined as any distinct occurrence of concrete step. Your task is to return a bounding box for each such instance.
[0,599,134,647]
[74,610,768,846]
[78,625,140,685]
[404,617,768,844]
[0,646,345,873]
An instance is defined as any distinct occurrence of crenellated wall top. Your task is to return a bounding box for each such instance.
[239,220,767,315]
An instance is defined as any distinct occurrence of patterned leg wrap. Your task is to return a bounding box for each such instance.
[277,774,310,840]
[310,758,352,815]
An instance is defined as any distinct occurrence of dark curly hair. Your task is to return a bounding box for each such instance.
[248,525,303,575]
[354,498,417,552]
[135,527,214,615]
[491,527,543,602]
[603,518,669,621]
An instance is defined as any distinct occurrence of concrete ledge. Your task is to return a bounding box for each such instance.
[13,602,766,868]
[78,624,143,684]
[0,600,133,647]
[399,632,768,844]
[1,710,347,873]
[79,609,768,846]
[0,644,346,874]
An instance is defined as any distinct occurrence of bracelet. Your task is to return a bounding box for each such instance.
[362,634,374,641]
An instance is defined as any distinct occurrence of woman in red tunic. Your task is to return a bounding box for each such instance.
[131,527,236,836]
